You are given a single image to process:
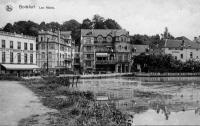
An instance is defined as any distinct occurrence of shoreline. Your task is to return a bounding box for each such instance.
[18,77,131,126]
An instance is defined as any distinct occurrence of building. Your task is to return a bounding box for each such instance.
[162,39,200,62]
[132,44,150,56]
[37,30,74,74]
[73,46,81,73]
[80,29,132,74]
[0,31,38,75]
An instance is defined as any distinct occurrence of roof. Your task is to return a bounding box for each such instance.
[1,64,39,70]
[81,29,129,37]
[39,30,71,39]
[175,36,191,41]
[132,44,149,53]
[163,39,200,49]
[60,31,71,38]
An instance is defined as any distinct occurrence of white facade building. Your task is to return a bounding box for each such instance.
[37,30,74,74]
[0,31,38,75]
[162,39,200,62]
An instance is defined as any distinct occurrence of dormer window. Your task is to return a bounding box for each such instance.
[106,36,112,43]
[97,36,103,43]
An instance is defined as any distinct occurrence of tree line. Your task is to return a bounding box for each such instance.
[2,14,178,48]
[1,14,121,45]
[132,54,200,73]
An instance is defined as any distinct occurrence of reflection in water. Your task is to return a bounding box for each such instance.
[74,77,200,125]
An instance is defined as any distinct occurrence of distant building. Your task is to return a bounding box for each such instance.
[132,44,150,56]
[0,31,38,75]
[37,30,74,74]
[162,39,200,62]
[80,29,132,74]
[193,36,200,43]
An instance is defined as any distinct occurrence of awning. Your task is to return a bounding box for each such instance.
[96,53,108,57]
[1,64,40,70]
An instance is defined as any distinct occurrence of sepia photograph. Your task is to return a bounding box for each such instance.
[1,0,200,125]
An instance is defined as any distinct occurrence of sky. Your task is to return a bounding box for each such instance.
[0,0,200,40]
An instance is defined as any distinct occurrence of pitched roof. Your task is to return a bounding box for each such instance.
[175,36,191,41]
[81,29,129,37]
[163,39,200,49]
[60,31,71,38]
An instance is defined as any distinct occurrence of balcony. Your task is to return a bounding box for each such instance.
[117,59,129,63]
[65,57,72,62]
[95,60,117,65]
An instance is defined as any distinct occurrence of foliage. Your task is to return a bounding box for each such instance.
[132,54,200,72]
[1,14,122,46]
[22,78,131,126]
[0,74,22,81]
[81,18,93,29]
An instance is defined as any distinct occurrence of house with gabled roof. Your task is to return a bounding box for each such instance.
[162,39,200,62]
[80,29,132,74]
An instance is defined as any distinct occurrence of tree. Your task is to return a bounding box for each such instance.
[61,19,81,44]
[104,19,121,29]
[45,22,61,31]
[3,23,14,32]
[39,21,47,31]
[92,14,106,29]
[81,18,92,29]
[161,27,175,39]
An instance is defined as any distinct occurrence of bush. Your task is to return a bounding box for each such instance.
[0,74,22,81]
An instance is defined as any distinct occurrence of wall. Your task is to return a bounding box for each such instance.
[0,34,36,64]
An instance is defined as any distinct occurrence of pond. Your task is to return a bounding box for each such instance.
[75,77,200,125]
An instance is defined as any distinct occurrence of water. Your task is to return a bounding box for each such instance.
[75,77,200,125]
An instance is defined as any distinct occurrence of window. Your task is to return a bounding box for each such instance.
[106,36,112,42]
[118,55,122,61]
[84,37,92,44]
[17,53,21,63]
[24,53,27,64]
[30,43,33,50]
[10,52,13,63]
[49,52,52,59]
[86,61,92,67]
[86,46,91,51]
[124,54,128,61]
[118,45,122,50]
[86,54,91,59]
[49,43,54,49]
[42,52,45,59]
[30,54,33,64]
[190,52,193,58]
[124,46,128,50]
[10,41,13,49]
[17,42,21,49]
[97,36,103,43]
[2,52,5,63]
[24,43,27,50]
[60,46,64,51]
[41,37,43,41]
[41,43,45,50]
[2,40,5,48]
[180,54,183,59]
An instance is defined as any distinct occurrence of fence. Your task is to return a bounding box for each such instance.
[134,72,200,77]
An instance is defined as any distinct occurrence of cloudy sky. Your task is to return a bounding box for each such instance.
[0,0,200,39]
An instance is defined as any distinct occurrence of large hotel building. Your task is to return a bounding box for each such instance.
[80,29,132,74]
[37,30,74,74]
[0,31,38,75]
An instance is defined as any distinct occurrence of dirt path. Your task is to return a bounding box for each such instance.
[0,81,54,126]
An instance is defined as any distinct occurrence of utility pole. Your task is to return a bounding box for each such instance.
[47,37,49,74]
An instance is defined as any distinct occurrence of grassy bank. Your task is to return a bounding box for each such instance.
[19,77,130,126]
